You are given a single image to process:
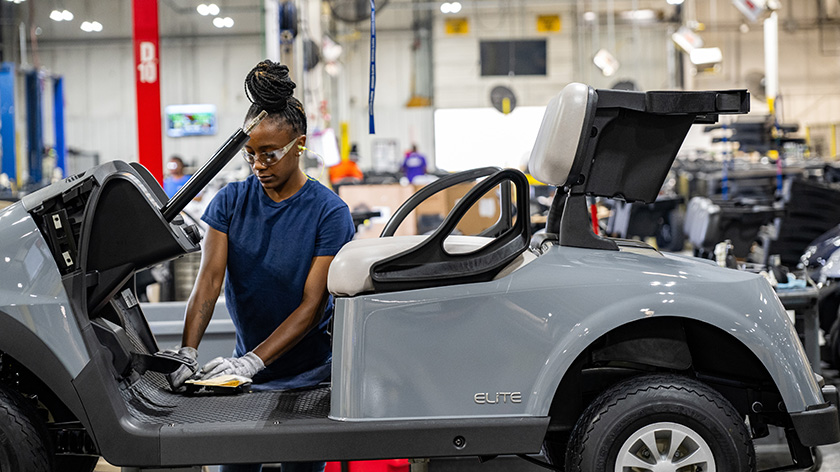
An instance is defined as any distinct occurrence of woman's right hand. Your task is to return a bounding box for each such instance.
[165,346,199,390]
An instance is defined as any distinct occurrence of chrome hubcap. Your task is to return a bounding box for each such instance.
[615,422,716,472]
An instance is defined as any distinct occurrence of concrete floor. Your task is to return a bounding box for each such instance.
[93,445,840,471]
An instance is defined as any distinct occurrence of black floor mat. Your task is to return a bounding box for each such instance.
[120,372,331,425]
[116,300,331,426]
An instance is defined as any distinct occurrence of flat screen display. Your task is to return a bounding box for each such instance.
[165,104,218,137]
[480,40,547,76]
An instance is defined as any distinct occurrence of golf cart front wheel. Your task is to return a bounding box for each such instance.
[565,374,755,472]
[0,384,54,472]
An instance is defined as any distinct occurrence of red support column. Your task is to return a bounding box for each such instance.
[133,0,163,184]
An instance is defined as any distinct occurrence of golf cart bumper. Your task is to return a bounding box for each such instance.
[791,385,840,446]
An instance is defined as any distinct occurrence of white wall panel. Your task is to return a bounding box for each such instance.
[432,4,578,109]
[37,36,261,174]
[341,28,435,170]
[160,36,261,170]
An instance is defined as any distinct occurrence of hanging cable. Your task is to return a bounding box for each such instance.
[368,0,376,134]
[721,120,729,201]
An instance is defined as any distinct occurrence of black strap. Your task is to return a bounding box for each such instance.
[131,350,193,375]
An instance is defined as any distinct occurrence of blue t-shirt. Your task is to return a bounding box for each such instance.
[202,175,355,390]
[164,174,191,198]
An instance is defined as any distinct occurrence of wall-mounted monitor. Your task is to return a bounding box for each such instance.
[480,40,547,76]
[165,104,218,137]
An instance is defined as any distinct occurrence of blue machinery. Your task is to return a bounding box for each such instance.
[0,63,14,183]
[0,62,66,187]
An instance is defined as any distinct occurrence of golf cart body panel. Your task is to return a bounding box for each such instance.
[0,202,89,378]
[331,242,820,421]
[69,317,551,466]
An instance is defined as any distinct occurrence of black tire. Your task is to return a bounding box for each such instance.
[808,447,822,472]
[818,291,840,336]
[542,431,568,467]
[566,374,755,472]
[0,384,54,472]
[828,317,840,368]
[54,455,99,472]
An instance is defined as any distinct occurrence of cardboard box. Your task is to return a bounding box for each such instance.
[415,183,501,235]
[339,184,417,238]
[339,182,501,239]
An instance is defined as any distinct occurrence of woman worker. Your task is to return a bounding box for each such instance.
[169,60,355,472]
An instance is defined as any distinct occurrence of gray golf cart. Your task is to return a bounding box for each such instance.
[0,83,836,472]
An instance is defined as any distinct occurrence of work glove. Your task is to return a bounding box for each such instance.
[165,346,200,391]
[201,352,265,381]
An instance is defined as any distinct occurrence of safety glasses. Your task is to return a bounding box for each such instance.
[242,135,303,167]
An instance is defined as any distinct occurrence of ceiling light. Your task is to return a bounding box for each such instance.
[620,9,657,21]
[583,11,597,22]
[671,25,704,52]
[440,2,460,13]
[62,10,74,21]
[667,0,684,4]
[50,9,63,21]
[208,4,220,15]
[689,47,723,67]
[197,3,209,15]
[213,16,234,28]
[80,21,102,33]
[593,48,620,76]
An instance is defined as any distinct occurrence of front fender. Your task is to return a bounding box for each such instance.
[0,202,90,422]
[0,312,88,423]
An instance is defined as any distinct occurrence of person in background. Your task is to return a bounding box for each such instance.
[163,155,191,198]
[166,60,355,472]
[328,143,364,187]
[401,144,427,183]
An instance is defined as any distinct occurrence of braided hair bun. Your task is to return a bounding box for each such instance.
[244,60,307,135]
[244,60,296,112]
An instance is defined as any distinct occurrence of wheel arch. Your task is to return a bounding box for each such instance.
[532,308,820,424]
[0,311,89,431]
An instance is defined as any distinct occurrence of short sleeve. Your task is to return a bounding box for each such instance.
[314,203,355,257]
[201,183,236,234]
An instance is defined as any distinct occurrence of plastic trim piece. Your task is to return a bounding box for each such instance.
[159,416,549,466]
[789,400,840,447]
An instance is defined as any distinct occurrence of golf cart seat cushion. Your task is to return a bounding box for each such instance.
[528,82,590,187]
[328,235,537,297]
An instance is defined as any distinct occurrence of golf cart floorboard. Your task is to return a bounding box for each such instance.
[119,373,548,465]
[122,372,331,424]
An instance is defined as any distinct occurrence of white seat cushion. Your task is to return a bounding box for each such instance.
[328,235,536,297]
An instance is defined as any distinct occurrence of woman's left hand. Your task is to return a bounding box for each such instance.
[201,352,265,380]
